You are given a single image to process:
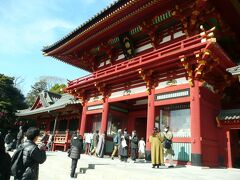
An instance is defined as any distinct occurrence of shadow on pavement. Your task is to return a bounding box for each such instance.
[77,163,110,176]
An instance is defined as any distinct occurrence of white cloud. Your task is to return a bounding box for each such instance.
[0,0,76,54]
[0,19,75,54]
[0,0,117,55]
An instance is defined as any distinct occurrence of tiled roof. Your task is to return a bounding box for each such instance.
[38,90,61,108]
[227,65,240,75]
[16,94,81,117]
[42,0,125,53]
[218,109,240,120]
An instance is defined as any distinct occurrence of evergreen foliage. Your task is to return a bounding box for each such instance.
[0,74,27,133]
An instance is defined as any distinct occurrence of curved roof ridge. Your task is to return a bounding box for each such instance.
[42,0,126,53]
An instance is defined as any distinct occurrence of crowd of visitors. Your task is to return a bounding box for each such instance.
[0,125,174,179]
[0,127,47,180]
[81,126,174,169]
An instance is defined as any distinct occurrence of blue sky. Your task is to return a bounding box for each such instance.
[0,0,114,95]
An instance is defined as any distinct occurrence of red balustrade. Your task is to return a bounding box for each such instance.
[67,29,215,89]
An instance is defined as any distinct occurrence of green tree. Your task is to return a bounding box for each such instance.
[0,74,27,132]
[25,79,48,107]
[49,83,66,94]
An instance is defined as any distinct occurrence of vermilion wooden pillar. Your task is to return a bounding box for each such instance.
[36,119,40,128]
[146,88,155,159]
[100,98,109,134]
[79,104,87,136]
[226,130,233,168]
[46,119,51,132]
[127,114,135,133]
[66,118,70,131]
[190,80,202,166]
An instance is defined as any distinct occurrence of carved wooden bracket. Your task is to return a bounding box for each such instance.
[67,89,88,106]
[80,52,96,71]
[172,1,208,36]
[214,75,236,96]
[138,69,158,95]
[99,43,118,64]
[94,82,111,102]
[200,49,222,80]
[140,20,160,49]
[180,55,194,87]
[194,49,211,80]
[172,5,189,36]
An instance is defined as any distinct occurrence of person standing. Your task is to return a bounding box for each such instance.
[163,126,174,168]
[119,129,129,162]
[0,134,11,180]
[149,127,164,168]
[47,133,53,151]
[40,131,48,145]
[96,132,106,158]
[138,137,146,159]
[91,130,99,156]
[69,132,83,178]
[111,129,121,160]
[4,130,14,151]
[16,126,24,148]
[130,130,138,161]
[85,132,92,155]
[13,127,47,180]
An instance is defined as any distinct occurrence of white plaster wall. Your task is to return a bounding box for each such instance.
[135,43,152,53]
[88,95,103,103]
[109,85,146,99]
[155,77,188,89]
[173,31,185,39]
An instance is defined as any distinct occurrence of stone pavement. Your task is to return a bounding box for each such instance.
[10,151,240,180]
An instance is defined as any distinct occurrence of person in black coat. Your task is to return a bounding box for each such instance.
[0,133,11,180]
[16,126,24,148]
[69,132,83,178]
[14,127,47,180]
[119,129,129,162]
[130,130,139,161]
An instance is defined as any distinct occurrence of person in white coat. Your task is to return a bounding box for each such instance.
[138,137,145,159]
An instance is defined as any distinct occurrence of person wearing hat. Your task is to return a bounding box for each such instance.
[163,126,174,168]
[149,127,164,168]
[111,129,122,160]
[0,133,11,180]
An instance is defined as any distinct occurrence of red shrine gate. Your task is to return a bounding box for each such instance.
[41,0,240,167]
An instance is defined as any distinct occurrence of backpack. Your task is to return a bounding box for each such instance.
[11,146,27,177]
[163,139,172,149]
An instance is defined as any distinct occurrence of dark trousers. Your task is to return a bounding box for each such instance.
[131,148,138,160]
[120,156,128,162]
[71,159,78,177]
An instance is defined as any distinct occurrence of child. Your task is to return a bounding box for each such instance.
[138,137,145,159]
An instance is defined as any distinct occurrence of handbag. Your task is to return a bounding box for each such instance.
[121,139,127,148]
[163,139,172,149]
[67,148,71,157]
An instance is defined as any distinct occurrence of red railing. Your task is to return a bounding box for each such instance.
[68,29,214,89]
[54,134,67,144]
